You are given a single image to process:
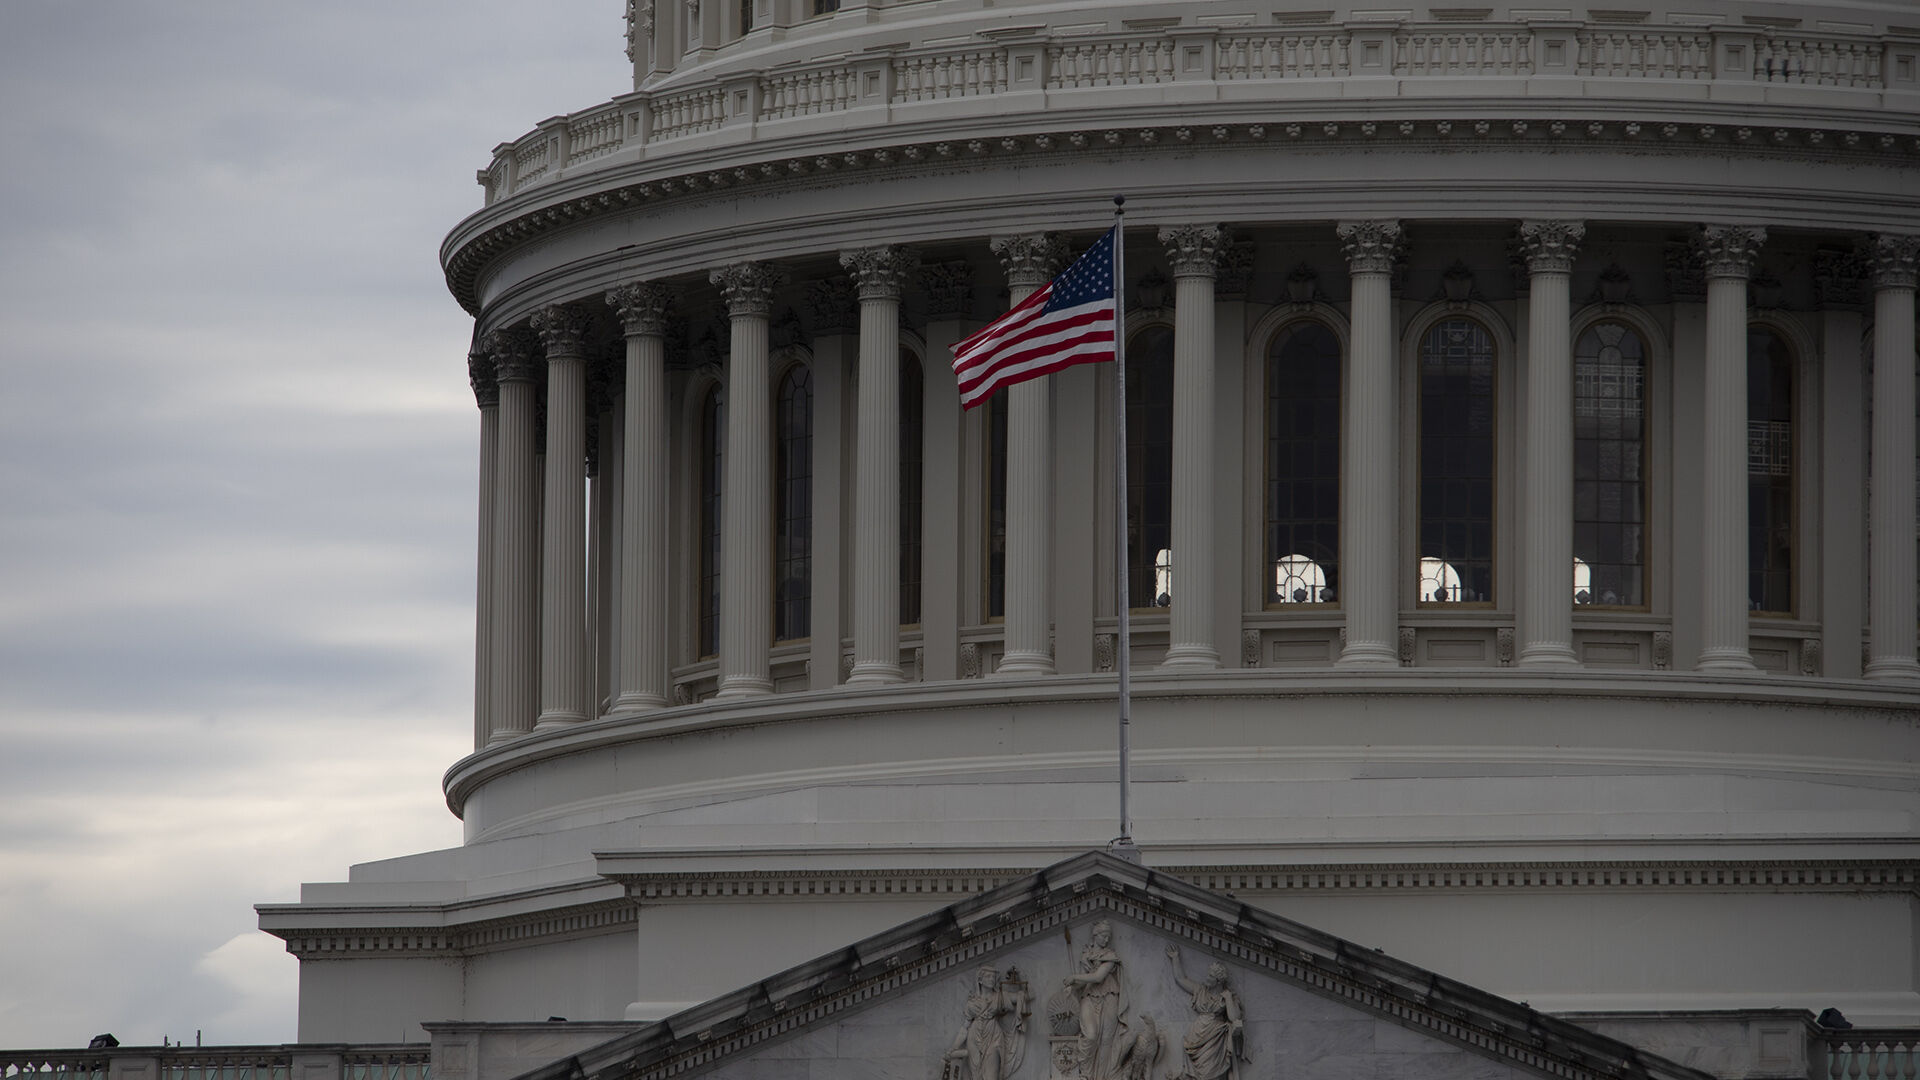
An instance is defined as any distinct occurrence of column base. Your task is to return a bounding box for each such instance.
[608,691,669,714]
[1693,648,1757,673]
[485,728,528,747]
[1160,644,1220,671]
[1864,657,1920,681]
[533,709,589,731]
[714,675,774,700]
[994,650,1056,677]
[1335,642,1399,668]
[846,662,906,686]
[1517,643,1581,669]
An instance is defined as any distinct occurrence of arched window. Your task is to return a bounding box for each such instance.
[986,392,1007,620]
[1748,328,1794,614]
[1266,321,1341,605]
[1418,318,1496,604]
[1127,325,1175,608]
[1573,321,1647,607]
[774,363,812,640]
[900,348,924,626]
[699,386,724,658]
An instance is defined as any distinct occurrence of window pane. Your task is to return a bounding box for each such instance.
[699,388,724,658]
[1747,328,1793,613]
[1127,326,1175,608]
[1573,322,1647,606]
[1418,319,1495,602]
[987,392,1007,619]
[1267,321,1341,604]
[900,349,923,626]
[775,365,812,640]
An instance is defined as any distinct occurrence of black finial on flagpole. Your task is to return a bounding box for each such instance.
[1113,194,1126,214]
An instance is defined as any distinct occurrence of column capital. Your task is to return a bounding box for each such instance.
[482,328,542,384]
[989,232,1068,289]
[1158,224,1228,279]
[531,303,594,358]
[1337,219,1404,274]
[468,346,499,408]
[838,245,920,302]
[919,260,976,320]
[1697,224,1767,280]
[1518,220,1586,274]
[606,282,674,336]
[711,262,785,317]
[1867,233,1920,290]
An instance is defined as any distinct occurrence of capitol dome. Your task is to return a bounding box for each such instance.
[261,0,1920,1067]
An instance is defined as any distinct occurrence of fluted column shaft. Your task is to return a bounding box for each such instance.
[487,333,541,742]
[712,263,782,698]
[992,233,1066,676]
[1697,226,1767,672]
[843,246,918,686]
[1519,221,1585,668]
[1161,225,1226,670]
[532,305,594,727]
[1867,234,1920,680]
[469,348,500,750]
[608,283,674,709]
[1336,221,1403,667]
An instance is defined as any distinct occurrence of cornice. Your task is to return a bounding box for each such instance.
[260,858,1920,960]
[442,112,1920,317]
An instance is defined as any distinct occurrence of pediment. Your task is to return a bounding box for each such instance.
[531,853,1708,1080]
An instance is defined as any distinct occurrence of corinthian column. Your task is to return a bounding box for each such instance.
[1518,220,1585,668]
[1696,225,1766,672]
[841,245,919,686]
[990,232,1067,676]
[486,330,541,742]
[1867,234,1920,680]
[469,345,500,750]
[531,304,594,727]
[606,282,674,709]
[1335,220,1404,667]
[711,263,783,699]
[1159,224,1226,670]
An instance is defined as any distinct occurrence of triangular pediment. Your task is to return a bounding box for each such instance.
[527,852,1710,1080]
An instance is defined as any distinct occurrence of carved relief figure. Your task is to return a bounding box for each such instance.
[1063,921,1129,1080]
[945,966,1030,1080]
[1164,948,1246,1080]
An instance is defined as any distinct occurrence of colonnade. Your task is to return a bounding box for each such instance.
[463,222,1920,746]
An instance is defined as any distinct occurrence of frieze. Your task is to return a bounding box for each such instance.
[445,117,1920,315]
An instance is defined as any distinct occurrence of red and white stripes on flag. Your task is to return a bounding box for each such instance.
[950,226,1119,410]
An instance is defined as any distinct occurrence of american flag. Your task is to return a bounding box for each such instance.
[952,227,1118,410]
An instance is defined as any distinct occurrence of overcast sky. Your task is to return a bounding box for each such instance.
[0,2,629,1048]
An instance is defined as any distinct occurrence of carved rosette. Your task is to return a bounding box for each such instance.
[710,262,784,317]
[839,245,920,302]
[920,261,976,320]
[1518,220,1585,275]
[1157,224,1227,280]
[531,303,593,359]
[1697,225,1767,281]
[483,328,541,384]
[990,233,1068,290]
[606,282,674,337]
[1867,233,1920,290]
[468,347,499,408]
[1337,219,1404,275]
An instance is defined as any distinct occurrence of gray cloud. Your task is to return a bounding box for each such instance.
[0,0,629,1047]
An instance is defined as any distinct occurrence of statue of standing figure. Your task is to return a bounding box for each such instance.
[1062,920,1129,1080]
[1164,948,1246,1080]
[945,966,1030,1080]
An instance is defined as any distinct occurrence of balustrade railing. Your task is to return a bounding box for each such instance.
[0,1048,425,1080]
[477,19,1912,202]
[1827,1033,1920,1080]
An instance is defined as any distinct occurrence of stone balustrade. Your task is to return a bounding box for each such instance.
[0,1047,428,1080]
[476,18,1920,204]
[1827,1033,1920,1080]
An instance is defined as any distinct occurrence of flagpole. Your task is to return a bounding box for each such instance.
[1108,195,1139,864]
